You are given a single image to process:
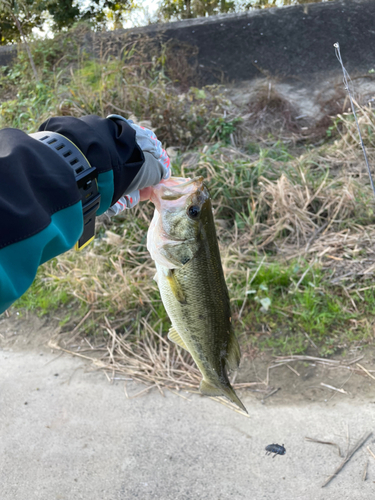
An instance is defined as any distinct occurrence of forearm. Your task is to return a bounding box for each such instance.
[0,127,82,313]
[0,115,151,314]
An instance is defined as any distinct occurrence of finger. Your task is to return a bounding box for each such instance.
[105,190,140,216]
[139,187,152,202]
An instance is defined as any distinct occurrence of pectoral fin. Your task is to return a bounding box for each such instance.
[166,269,186,304]
[168,327,189,351]
[225,333,241,371]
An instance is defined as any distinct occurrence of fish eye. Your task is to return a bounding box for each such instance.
[187,205,200,219]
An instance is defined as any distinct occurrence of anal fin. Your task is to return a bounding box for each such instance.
[225,333,241,371]
[168,327,189,351]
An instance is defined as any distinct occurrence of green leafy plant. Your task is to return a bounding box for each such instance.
[207,116,242,143]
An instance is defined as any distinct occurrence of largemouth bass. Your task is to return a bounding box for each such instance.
[147,177,247,413]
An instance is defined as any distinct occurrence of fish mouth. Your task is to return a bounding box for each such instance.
[160,177,205,201]
[150,177,209,211]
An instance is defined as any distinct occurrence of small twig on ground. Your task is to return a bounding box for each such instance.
[346,425,350,459]
[346,355,365,365]
[239,257,265,319]
[274,355,340,365]
[48,341,101,363]
[261,387,280,403]
[274,355,368,376]
[124,383,157,399]
[321,431,372,487]
[111,377,133,381]
[353,284,375,292]
[234,382,264,389]
[293,259,316,292]
[341,285,359,313]
[303,331,319,350]
[265,364,280,386]
[304,221,329,253]
[69,309,92,340]
[362,460,369,481]
[305,437,342,457]
[320,383,348,394]
[238,268,250,320]
[367,446,375,461]
[230,371,238,385]
[286,364,300,376]
[327,372,353,403]
[356,363,375,381]
[167,388,191,401]
[84,336,95,350]
[43,352,64,366]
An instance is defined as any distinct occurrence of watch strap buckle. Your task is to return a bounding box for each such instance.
[75,167,101,250]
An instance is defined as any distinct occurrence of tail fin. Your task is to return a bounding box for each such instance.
[200,379,248,414]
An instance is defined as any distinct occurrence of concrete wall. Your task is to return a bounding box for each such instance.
[1,0,374,84]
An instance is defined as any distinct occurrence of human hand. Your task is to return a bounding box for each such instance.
[105,115,171,216]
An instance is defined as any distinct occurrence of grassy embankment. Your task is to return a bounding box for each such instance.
[2,26,375,388]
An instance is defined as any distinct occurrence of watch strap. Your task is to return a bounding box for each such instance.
[29,131,101,250]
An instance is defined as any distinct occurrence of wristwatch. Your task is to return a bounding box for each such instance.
[29,131,101,250]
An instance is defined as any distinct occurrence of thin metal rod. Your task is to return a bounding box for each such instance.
[334,42,375,199]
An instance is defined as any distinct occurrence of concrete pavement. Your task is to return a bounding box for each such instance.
[1,345,375,499]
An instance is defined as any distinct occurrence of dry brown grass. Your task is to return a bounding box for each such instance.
[254,173,361,249]
[51,317,202,391]
[246,82,301,136]
[325,102,375,177]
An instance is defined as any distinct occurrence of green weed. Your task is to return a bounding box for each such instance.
[14,263,73,316]
[207,116,242,143]
[230,259,372,356]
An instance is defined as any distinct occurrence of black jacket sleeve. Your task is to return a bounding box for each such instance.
[0,115,145,314]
